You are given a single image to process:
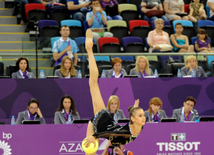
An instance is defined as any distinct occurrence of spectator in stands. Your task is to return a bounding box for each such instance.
[102,140,133,155]
[67,0,90,22]
[54,56,78,78]
[12,57,35,79]
[52,25,79,66]
[129,56,153,77]
[104,57,127,78]
[147,18,173,53]
[171,23,194,53]
[188,0,207,22]
[195,29,214,53]
[164,0,189,21]
[54,95,80,124]
[106,95,126,122]
[145,97,167,122]
[19,0,42,25]
[16,98,46,124]
[86,0,113,46]
[208,0,214,20]
[99,0,122,20]
[181,55,207,77]
[172,96,198,122]
[141,0,168,22]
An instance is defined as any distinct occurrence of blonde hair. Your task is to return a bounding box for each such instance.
[107,95,120,111]
[134,56,151,75]
[146,97,163,115]
[185,55,198,68]
[154,18,164,25]
[60,56,76,77]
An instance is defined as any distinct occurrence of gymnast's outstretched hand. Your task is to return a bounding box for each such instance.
[85,29,94,52]
[84,135,96,148]
[134,99,140,107]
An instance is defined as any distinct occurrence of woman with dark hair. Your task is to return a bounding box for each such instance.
[12,57,35,79]
[16,98,46,124]
[104,57,127,78]
[54,56,78,78]
[83,30,145,154]
[54,95,80,124]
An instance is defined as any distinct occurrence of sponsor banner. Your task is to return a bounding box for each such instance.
[0,122,213,154]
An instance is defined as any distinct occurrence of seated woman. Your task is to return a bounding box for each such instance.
[54,56,78,78]
[145,97,167,122]
[188,0,206,22]
[170,23,194,53]
[84,29,145,154]
[172,96,198,122]
[195,29,214,53]
[16,98,46,124]
[147,18,173,53]
[104,57,127,78]
[129,56,153,77]
[12,57,35,79]
[99,0,123,20]
[54,95,80,124]
[181,55,207,77]
[106,95,126,122]
[164,0,189,21]
[141,0,168,22]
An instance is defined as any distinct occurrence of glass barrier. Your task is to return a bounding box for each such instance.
[1,36,214,78]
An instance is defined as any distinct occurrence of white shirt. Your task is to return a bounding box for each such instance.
[208,0,214,17]
[64,72,71,78]
[112,70,122,78]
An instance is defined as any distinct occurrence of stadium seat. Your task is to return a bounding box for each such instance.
[184,4,190,14]
[207,56,214,70]
[107,20,127,31]
[167,62,185,77]
[61,20,82,27]
[197,20,214,27]
[172,20,193,32]
[38,20,59,36]
[83,21,89,32]
[25,3,46,21]
[98,37,120,52]
[102,43,121,53]
[41,26,60,37]
[75,37,97,53]
[51,9,71,25]
[191,36,212,52]
[120,10,139,24]
[122,37,144,52]
[133,26,150,47]
[129,20,149,34]
[118,4,137,12]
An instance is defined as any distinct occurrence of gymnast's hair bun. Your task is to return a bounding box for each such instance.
[128,106,133,112]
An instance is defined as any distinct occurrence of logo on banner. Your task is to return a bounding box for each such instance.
[0,140,12,155]
[156,133,201,153]
[59,138,107,154]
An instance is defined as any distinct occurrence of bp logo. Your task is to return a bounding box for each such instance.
[0,140,12,155]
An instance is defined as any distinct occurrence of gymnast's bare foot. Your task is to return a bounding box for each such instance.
[85,29,94,52]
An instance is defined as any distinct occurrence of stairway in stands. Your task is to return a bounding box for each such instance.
[0,0,53,77]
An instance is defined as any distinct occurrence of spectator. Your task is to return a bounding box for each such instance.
[145,97,167,122]
[170,23,194,53]
[141,0,168,22]
[106,95,126,122]
[67,0,90,22]
[195,29,214,53]
[52,25,79,66]
[208,0,214,20]
[54,56,78,78]
[172,96,198,122]
[147,18,173,53]
[129,56,153,77]
[99,0,122,20]
[104,57,127,78]
[188,0,207,22]
[19,0,42,25]
[102,140,133,155]
[54,95,80,124]
[86,0,113,46]
[12,57,35,79]
[164,0,189,21]
[181,55,207,77]
[16,98,46,124]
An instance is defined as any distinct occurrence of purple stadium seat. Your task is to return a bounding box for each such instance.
[38,20,59,36]
[122,36,143,51]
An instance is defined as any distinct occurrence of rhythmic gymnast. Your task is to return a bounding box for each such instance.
[84,29,146,155]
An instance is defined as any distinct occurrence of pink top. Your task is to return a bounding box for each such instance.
[147,29,170,46]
